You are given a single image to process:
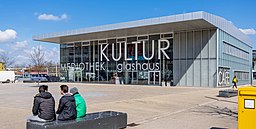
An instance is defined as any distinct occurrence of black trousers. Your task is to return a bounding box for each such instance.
[233,82,237,88]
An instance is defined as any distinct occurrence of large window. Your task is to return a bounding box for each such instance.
[60,33,173,85]
[234,71,249,81]
[223,41,249,60]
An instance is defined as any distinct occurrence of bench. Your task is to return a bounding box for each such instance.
[27,111,127,129]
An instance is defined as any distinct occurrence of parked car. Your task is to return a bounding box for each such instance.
[30,74,49,82]
[14,75,23,82]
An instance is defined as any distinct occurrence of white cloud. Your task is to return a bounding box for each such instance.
[0,29,17,42]
[38,13,68,21]
[15,55,30,65]
[14,45,60,66]
[239,28,256,35]
[0,40,59,66]
[0,48,5,53]
[45,47,59,63]
[12,40,28,50]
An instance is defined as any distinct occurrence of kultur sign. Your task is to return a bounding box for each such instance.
[100,39,170,61]
[61,39,170,72]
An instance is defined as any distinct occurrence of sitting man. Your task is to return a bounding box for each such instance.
[28,85,55,122]
[70,87,87,118]
[56,85,77,120]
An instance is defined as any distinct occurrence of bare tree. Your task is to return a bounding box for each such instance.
[45,61,60,78]
[30,46,47,85]
[0,52,15,68]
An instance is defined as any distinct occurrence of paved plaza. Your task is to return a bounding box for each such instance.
[0,82,238,129]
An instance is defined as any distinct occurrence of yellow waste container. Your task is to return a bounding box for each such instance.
[238,86,256,129]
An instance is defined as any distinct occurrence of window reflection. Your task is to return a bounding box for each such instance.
[60,33,173,85]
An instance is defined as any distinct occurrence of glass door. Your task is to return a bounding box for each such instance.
[74,70,82,82]
[148,71,161,85]
[125,71,135,84]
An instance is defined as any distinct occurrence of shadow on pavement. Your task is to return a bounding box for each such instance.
[192,105,237,120]
[127,123,140,127]
[205,96,237,104]
[29,85,40,87]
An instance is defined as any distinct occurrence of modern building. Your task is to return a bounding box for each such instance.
[33,11,252,87]
[252,50,256,79]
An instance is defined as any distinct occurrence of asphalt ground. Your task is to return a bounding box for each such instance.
[0,82,239,129]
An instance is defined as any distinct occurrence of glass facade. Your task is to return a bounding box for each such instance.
[60,33,173,85]
[234,71,249,81]
[222,41,249,60]
[218,29,252,86]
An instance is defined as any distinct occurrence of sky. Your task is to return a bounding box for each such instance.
[0,0,255,66]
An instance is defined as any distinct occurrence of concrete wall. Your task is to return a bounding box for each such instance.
[218,29,252,86]
[173,29,217,87]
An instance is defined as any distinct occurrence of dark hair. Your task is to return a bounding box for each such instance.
[43,85,48,91]
[60,85,69,93]
[39,85,48,93]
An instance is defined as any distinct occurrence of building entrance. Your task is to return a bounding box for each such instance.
[125,71,137,84]
[148,71,161,85]
[74,71,82,82]
[67,68,83,82]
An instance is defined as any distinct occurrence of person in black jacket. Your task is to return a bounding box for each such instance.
[27,85,55,122]
[56,85,77,120]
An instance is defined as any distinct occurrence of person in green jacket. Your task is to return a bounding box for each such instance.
[70,87,87,118]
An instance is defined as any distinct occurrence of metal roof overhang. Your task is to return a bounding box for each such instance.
[33,11,252,46]
[34,19,216,43]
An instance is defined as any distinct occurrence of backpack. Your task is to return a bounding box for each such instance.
[233,78,237,83]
